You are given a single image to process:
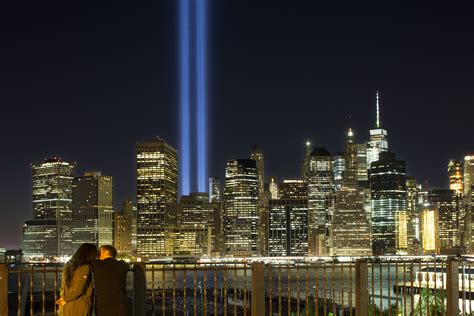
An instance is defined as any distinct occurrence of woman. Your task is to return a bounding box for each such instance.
[56,243,98,315]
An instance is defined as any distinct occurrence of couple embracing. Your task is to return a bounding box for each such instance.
[56,244,130,316]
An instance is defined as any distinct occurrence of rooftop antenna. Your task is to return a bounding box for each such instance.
[376,91,380,128]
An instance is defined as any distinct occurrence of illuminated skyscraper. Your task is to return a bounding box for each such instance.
[114,198,136,257]
[223,159,258,256]
[72,172,113,251]
[367,92,388,167]
[251,146,268,255]
[429,189,461,254]
[302,140,313,180]
[370,152,407,255]
[136,137,178,258]
[279,180,307,199]
[448,159,463,195]
[179,192,221,254]
[208,177,221,202]
[268,181,308,256]
[332,129,372,256]
[22,158,75,260]
[333,153,345,191]
[269,177,279,200]
[306,147,334,256]
[356,143,369,184]
[463,155,474,253]
[406,177,421,254]
[421,208,439,254]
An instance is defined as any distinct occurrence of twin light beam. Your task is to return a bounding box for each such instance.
[179,0,207,195]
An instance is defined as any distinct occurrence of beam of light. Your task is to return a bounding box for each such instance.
[196,0,207,192]
[179,0,191,195]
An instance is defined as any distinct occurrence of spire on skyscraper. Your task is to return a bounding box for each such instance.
[376,91,380,128]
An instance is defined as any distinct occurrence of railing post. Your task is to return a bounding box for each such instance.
[0,264,7,316]
[355,259,368,316]
[133,262,146,316]
[251,262,265,315]
[446,257,459,316]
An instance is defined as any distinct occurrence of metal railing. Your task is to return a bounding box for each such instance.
[0,257,470,315]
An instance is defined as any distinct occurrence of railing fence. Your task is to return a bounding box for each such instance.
[0,257,471,315]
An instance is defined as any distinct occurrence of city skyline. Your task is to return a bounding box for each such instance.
[1,1,474,248]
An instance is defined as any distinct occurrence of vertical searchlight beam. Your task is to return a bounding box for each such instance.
[179,0,191,195]
[196,0,207,192]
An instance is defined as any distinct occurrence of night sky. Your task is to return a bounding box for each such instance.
[1,1,473,248]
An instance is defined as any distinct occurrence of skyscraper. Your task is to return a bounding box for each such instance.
[306,147,334,256]
[114,198,136,257]
[223,159,258,257]
[179,192,221,255]
[279,180,308,199]
[136,137,178,258]
[448,159,463,195]
[331,129,372,256]
[421,208,439,254]
[269,177,279,200]
[251,146,268,255]
[429,189,461,254]
[333,153,345,191]
[367,91,388,167]
[356,143,369,185]
[463,155,474,253]
[72,172,113,251]
[370,152,407,255]
[268,180,308,256]
[405,177,421,254]
[22,158,75,260]
[208,177,221,203]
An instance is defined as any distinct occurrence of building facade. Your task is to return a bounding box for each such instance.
[448,159,463,196]
[268,198,308,256]
[305,147,334,256]
[136,137,178,258]
[333,153,345,191]
[223,159,258,257]
[405,177,421,254]
[114,198,136,257]
[369,152,407,255]
[464,155,474,253]
[251,146,268,255]
[429,189,461,254]
[332,129,372,256]
[179,192,221,255]
[208,177,221,203]
[22,158,75,261]
[72,172,113,251]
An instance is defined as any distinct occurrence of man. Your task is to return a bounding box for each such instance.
[92,245,130,315]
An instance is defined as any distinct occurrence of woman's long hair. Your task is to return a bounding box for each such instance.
[65,243,98,288]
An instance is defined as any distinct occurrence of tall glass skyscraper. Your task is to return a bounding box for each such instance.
[429,189,461,254]
[333,153,345,191]
[367,92,388,167]
[223,159,258,257]
[370,152,407,255]
[72,172,113,251]
[136,137,178,258]
[22,158,75,260]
